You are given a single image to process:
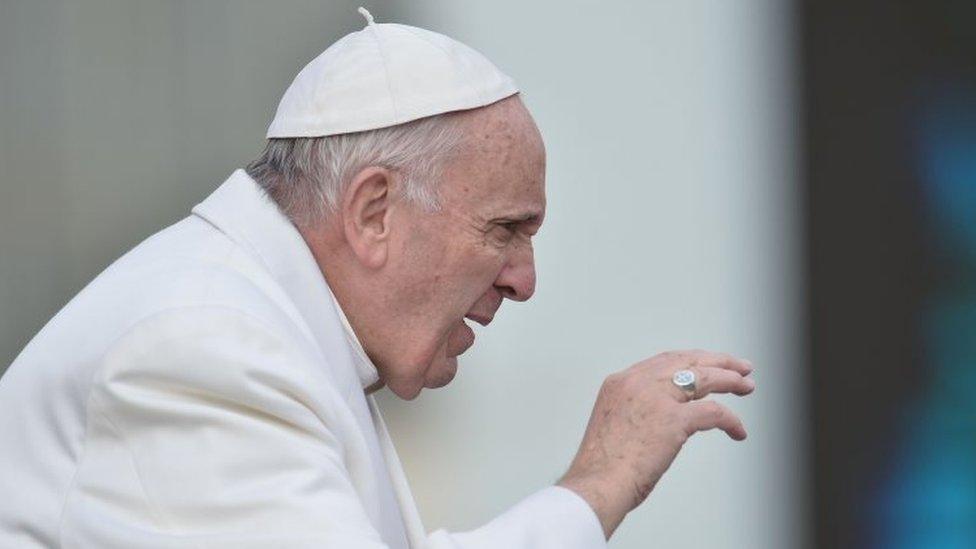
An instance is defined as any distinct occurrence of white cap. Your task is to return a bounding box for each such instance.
[266,7,519,138]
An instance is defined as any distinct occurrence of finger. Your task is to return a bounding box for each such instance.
[686,366,755,400]
[683,400,748,441]
[675,349,753,376]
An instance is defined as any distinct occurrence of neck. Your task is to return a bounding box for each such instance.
[298,224,386,377]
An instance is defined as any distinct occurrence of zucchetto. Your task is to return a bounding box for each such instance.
[266,7,519,138]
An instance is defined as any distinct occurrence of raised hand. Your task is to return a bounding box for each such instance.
[557,350,756,539]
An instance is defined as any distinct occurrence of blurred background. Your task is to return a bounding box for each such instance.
[0,1,971,547]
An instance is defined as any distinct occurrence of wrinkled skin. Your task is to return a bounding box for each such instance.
[299,96,755,540]
[303,95,544,400]
[557,350,755,538]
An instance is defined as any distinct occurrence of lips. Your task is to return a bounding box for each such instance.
[451,298,500,356]
[447,319,476,357]
[463,312,494,326]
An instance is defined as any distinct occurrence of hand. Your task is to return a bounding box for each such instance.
[557,350,755,539]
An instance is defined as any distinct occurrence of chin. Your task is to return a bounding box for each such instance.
[387,377,426,401]
[424,357,458,389]
[385,356,458,400]
[383,332,463,400]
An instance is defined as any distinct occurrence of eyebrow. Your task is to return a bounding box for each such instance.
[492,211,542,224]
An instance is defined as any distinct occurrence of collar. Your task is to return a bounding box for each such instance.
[328,284,382,388]
[190,169,380,391]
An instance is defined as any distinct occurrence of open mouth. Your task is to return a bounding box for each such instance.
[447,318,477,358]
[463,312,493,326]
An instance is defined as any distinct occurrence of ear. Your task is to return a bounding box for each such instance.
[340,166,396,268]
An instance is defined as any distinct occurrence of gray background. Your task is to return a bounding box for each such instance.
[0,1,804,547]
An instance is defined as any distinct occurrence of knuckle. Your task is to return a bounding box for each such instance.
[619,371,647,395]
[661,349,688,362]
[701,401,725,422]
[600,373,624,396]
[603,371,623,387]
[603,370,642,397]
[606,370,632,387]
[694,367,710,387]
[656,350,677,363]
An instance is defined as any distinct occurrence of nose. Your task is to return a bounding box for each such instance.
[493,243,536,302]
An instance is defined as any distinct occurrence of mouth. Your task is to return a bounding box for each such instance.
[447,318,476,358]
[450,300,500,357]
[447,311,494,358]
[463,312,494,326]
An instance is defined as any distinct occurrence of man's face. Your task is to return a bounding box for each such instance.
[376,98,546,398]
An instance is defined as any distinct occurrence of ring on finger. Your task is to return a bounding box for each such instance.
[672,369,698,400]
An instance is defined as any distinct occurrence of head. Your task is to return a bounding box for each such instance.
[247,95,546,399]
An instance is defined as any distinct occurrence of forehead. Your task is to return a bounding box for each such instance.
[442,100,547,219]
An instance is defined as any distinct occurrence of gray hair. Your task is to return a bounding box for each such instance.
[246,112,468,228]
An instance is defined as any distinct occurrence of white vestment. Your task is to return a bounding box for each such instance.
[0,169,606,548]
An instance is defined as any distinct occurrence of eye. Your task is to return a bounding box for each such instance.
[488,222,519,244]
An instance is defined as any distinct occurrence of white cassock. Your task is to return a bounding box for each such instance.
[0,169,606,549]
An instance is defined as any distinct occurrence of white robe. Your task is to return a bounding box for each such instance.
[0,169,606,548]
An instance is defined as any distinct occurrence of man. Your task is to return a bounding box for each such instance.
[0,8,755,548]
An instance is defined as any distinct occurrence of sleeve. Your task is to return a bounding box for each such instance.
[424,486,607,549]
[62,306,390,548]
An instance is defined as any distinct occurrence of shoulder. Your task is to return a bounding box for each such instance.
[99,303,318,385]
[93,304,343,437]
[67,214,318,359]
[90,215,301,320]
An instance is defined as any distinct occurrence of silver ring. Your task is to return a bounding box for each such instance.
[672,369,697,399]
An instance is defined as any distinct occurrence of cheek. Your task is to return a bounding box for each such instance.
[422,242,504,304]
[456,243,508,288]
[392,230,449,304]
[396,225,504,325]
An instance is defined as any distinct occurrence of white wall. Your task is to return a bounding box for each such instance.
[377,1,806,548]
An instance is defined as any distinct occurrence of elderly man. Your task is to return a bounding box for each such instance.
[0,9,754,548]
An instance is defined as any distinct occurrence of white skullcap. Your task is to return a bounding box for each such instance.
[266,7,519,138]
